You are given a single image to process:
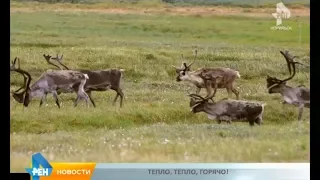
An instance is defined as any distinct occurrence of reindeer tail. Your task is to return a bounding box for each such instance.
[119,69,125,78]
[235,71,241,78]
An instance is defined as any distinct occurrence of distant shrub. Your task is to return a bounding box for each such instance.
[13,0,87,3]
[12,0,310,7]
[160,0,309,7]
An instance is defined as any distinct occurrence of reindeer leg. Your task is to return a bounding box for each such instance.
[82,92,90,108]
[118,89,124,108]
[207,87,214,102]
[298,104,305,121]
[231,87,239,100]
[112,94,119,106]
[87,91,96,108]
[196,87,214,102]
[254,117,262,125]
[74,97,80,107]
[249,119,255,126]
[52,91,60,108]
[281,101,288,112]
[227,118,232,125]
[86,99,89,108]
[39,92,48,107]
[113,88,124,108]
[221,116,231,125]
[209,88,215,103]
[226,87,232,100]
[84,97,89,108]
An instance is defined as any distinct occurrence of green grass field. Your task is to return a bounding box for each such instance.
[10,1,310,172]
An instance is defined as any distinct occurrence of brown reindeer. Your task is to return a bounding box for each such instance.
[172,50,240,100]
[10,57,90,108]
[188,76,265,126]
[43,54,124,108]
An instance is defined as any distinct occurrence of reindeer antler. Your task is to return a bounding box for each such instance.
[279,50,303,83]
[187,75,220,103]
[43,54,61,70]
[51,54,69,70]
[187,93,206,101]
[172,50,198,73]
[11,57,28,93]
[183,49,198,70]
[10,57,16,71]
[204,77,220,101]
[267,50,304,87]
[10,57,32,103]
[11,58,28,94]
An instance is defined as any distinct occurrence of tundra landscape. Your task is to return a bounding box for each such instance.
[10,0,310,172]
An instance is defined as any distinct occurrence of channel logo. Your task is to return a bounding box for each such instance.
[25,152,96,180]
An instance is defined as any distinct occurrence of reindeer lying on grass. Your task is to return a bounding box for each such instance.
[43,54,124,108]
[10,57,91,108]
[188,76,265,126]
[266,50,309,121]
[172,50,241,100]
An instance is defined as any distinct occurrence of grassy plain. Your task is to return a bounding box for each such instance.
[10,1,310,172]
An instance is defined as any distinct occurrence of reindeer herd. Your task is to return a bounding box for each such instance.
[10,50,310,126]
[11,54,124,108]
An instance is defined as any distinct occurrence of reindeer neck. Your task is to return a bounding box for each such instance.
[29,80,46,98]
[278,84,303,105]
[77,78,88,93]
[279,84,294,96]
[78,81,86,90]
[30,83,37,90]
[29,86,40,98]
[185,71,204,86]
[202,102,217,115]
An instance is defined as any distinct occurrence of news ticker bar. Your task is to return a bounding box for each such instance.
[36,163,310,180]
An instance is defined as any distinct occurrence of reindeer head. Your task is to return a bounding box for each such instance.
[10,57,32,106]
[187,77,220,113]
[43,53,69,70]
[266,50,303,94]
[188,94,208,113]
[172,50,198,82]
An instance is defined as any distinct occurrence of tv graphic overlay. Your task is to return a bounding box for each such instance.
[24,153,310,180]
[25,153,53,180]
[271,2,292,30]
[25,153,96,180]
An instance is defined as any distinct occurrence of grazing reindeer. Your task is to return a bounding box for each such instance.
[43,54,124,108]
[172,50,241,100]
[10,57,91,108]
[266,50,309,121]
[188,77,265,126]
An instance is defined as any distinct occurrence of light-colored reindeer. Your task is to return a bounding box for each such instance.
[266,50,309,121]
[10,57,90,108]
[43,54,124,108]
[172,50,241,100]
[187,77,265,126]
